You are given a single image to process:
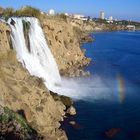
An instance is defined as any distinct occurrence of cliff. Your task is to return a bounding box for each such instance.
[67,17,126,32]
[0,16,92,139]
[0,22,68,140]
[41,16,91,77]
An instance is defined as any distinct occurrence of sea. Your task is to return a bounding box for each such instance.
[62,31,140,140]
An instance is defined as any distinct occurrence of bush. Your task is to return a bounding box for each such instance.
[59,13,67,22]
[3,7,14,20]
[15,6,41,18]
[2,6,41,20]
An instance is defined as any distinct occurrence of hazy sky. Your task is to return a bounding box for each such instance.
[0,0,140,21]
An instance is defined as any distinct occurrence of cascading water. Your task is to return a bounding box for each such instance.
[8,17,61,90]
[8,17,117,101]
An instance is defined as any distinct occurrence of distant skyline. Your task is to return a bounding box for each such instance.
[0,0,140,21]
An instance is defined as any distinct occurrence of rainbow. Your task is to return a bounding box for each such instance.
[117,74,126,103]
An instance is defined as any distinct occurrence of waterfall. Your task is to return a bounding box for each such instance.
[8,17,116,101]
[8,17,61,90]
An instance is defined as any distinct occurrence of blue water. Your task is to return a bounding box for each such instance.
[62,31,140,140]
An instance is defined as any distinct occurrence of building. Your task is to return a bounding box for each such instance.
[100,11,105,19]
[48,9,55,16]
[109,16,113,21]
[73,14,88,21]
[126,25,135,31]
[73,14,84,19]
[107,16,113,23]
[64,13,69,16]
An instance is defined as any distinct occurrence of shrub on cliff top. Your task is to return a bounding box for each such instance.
[3,6,41,20]
[15,6,41,18]
[59,13,67,22]
[3,7,14,20]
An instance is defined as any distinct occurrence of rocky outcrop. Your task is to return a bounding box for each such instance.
[0,51,68,139]
[41,16,91,77]
[66,106,76,116]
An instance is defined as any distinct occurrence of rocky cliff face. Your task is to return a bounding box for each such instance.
[0,22,11,53]
[0,16,91,139]
[41,17,90,77]
[0,22,68,140]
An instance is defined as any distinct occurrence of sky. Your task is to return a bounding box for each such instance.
[0,0,140,21]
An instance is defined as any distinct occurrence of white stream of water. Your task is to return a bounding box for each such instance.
[8,17,61,89]
[8,17,117,101]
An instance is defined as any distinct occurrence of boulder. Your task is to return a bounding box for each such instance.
[66,106,76,116]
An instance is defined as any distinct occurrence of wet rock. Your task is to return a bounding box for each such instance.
[50,91,73,109]
[69,121,76,125]
[10,18,16,26]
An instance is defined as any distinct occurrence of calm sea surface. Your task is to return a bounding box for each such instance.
[62,31,140,140]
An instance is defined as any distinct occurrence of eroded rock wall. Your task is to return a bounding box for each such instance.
[41,17,90,76]
[0,22,67,140]
[0,22,11,53]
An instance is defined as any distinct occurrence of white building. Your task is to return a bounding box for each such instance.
[109,16,113,21]
[73,14,84,19]
[73,14,88,21]
[64,13,69,16]
[100,11,105,19]
[107,16,113,23]
[48,9,55,16]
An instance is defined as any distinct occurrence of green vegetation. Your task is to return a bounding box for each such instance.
[0,106,32,133]
[0,106,43,139]
[3,7,14,21]
[2,6,41,20]
[15,6,41,17]
[59,13,67,22]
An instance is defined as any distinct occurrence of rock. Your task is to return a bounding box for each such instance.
[0,48,67,139]
[69,121,76,125]
[66,106,76,116]
[41,17,91,77]
[10,18,16,26]
[50,91,73,109]
[0,106,42,139]
[81,35,93,43]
